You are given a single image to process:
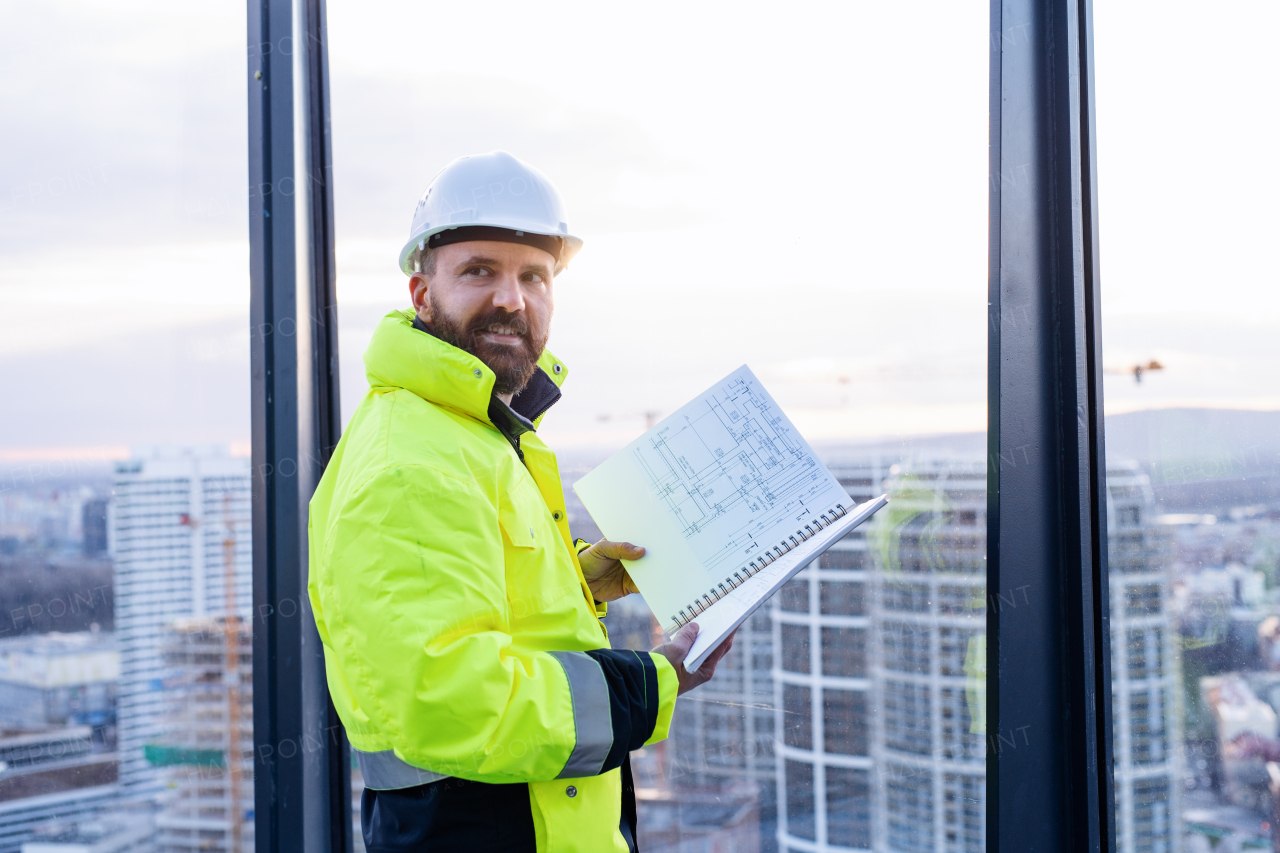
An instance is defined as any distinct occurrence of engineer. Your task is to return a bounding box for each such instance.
[307,151,734,852]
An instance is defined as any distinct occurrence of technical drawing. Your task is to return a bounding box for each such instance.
[630,371,847,578]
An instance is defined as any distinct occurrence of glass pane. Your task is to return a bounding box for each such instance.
[328,2,987,850]
[0,4,252,849]
[1096,2,1280,851]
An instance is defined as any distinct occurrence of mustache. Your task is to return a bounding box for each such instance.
[466,310,532,345]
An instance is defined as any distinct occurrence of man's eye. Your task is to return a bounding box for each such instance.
[523,273,545,284]
[465,267,491,277]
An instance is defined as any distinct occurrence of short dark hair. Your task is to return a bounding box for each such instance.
[409,244,437,276]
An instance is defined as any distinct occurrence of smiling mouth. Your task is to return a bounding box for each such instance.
[477,325,525,346]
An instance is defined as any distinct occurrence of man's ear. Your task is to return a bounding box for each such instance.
[409,274,431,322]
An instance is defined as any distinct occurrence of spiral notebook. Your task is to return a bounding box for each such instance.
[573,365,888,672]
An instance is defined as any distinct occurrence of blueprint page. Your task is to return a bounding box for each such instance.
[573,365,850,631]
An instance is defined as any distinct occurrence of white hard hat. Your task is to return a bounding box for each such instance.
[398,151,583,276]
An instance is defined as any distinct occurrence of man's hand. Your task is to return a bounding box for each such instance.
[652,623,736,696]
[578,539,644,602]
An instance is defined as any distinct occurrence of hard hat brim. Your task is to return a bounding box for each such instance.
[399,223,583,277]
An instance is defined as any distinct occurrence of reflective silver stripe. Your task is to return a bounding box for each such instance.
[354,748,450,791]
[549,650,614,778]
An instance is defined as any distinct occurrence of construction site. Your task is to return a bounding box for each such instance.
[147,616,253,853]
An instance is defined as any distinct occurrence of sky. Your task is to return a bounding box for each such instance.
[0,0,1276,459]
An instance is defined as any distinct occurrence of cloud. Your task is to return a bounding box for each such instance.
[0,3,249,256]
[329,72,714,240]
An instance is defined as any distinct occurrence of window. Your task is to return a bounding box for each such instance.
[885,762,935,853]
[881,622,932,674]
[780,623,812,675]
[820,547,867,572]
[820,627,868,678]
[780,577,810,614]
[819,580,867,617]
[825,766,872,849]
[882,583,934,614]
[14,0,1200,849]
[784,759,817,843]
[783,685,813,751]
[822,690,870,757]
[0,4,253,850]
[1097,2,1280,850]
[319,0,991,846]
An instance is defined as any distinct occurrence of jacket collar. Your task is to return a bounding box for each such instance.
[363,309,567,433]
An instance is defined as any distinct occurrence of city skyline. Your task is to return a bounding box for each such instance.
[1,440,1277,851]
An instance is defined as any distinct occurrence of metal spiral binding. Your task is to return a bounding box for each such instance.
[667,503,848,632]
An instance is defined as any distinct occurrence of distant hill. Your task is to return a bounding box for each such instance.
[1107,408,1280,512]
[806,408,1280,514]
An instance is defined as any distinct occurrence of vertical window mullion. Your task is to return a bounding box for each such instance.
[987,0,1114,850]
[249,0,346,850]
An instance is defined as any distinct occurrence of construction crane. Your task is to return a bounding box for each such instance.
[223,492,244,853]
[1105,360,1164,384]
[151,499,247,853]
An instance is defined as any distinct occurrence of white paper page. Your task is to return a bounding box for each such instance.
[682,495,888,672]
[574,365,851,631]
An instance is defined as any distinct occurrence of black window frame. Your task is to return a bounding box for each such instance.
[248,0,349,851]
[246,0,1119,849]
[988,0,1114,850]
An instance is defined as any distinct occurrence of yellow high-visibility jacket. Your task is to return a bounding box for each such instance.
[307,309,678,852]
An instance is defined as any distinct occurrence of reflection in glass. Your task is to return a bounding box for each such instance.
[1096,1,1280,849]
[871,461,986,853]
[607,454,990,851]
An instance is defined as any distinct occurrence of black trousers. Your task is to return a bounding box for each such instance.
[361,757,638,853]
[362,776,536,853]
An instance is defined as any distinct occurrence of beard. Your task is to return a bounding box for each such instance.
[428,295,549,397]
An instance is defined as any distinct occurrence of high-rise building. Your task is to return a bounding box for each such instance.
[1106,462,1182,853]
[869,459,987,853]
[110,448,251,793]
[667,608,779,851]
[82,499,110,556]
[773,455,1180,853]
[774,457,892,852]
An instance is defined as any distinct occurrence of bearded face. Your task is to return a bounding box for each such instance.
[409,240,557,398]
[428,294,550,397]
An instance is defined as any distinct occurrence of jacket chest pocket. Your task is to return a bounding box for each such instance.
[498,479,581,622]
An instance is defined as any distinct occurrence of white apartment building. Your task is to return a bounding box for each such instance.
[668,607,779,850]
[110,448,252,793]
[868,459,987,853]
[773,456,1178,853]
[1107,463,1182,853]
[774,457,893,852]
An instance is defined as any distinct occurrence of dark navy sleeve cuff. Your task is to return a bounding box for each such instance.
[583,649,660,774]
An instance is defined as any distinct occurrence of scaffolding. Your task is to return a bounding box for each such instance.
[149,616,253,853]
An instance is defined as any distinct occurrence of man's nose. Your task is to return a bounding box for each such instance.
[491,274,525,313]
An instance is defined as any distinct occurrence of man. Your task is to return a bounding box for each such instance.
[307,151,733,852]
